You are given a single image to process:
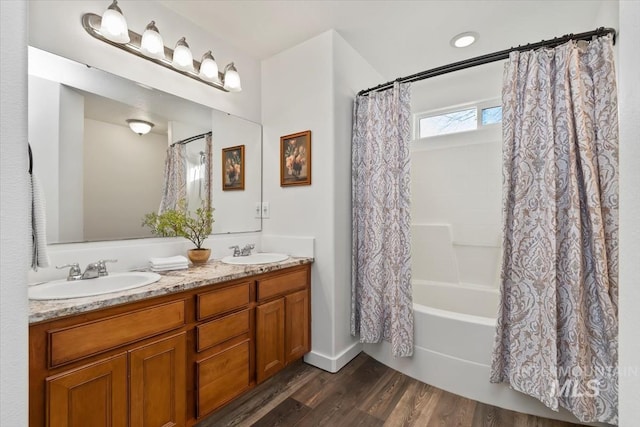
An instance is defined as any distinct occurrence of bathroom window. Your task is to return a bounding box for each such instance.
[418,108,477,138]
[481,106,502,125]
[415,101,502,140]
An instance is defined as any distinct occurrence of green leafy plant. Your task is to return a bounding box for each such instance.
[142,201,214,249]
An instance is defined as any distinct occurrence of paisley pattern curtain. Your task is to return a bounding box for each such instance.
[351,82,414,357]
[158,144,186,213]
[490,35,618,424]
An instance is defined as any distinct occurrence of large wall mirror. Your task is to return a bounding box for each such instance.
[28,47,261,244]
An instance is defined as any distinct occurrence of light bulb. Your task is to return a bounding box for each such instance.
[223,63,242,92]
[140,21,165,60]
[199,51,220,82]
[100,0,130,44]
[172,37,194,72]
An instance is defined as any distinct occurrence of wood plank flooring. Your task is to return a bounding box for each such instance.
[196,353,583,427]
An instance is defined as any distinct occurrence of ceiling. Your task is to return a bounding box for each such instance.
[160,0,611,81]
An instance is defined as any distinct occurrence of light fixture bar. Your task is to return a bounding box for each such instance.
[82,13,229,92]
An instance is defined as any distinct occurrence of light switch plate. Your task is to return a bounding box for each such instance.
[261,202,270,219]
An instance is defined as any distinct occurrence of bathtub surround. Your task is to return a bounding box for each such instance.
[491,35,619,424]
[351,82,414,357]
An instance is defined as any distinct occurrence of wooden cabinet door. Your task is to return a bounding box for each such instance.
[255,298,285,383]
[46,354,127,427]
[285,289,310,364]
[196,341,250,418]
[129,333,186,427]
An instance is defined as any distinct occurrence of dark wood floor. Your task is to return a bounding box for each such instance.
[196,353,583,427]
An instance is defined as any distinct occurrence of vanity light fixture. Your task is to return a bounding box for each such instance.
[450,31,479,48]
[126,119,154,135]
[82,1,241,92]
[223,63,242,92]
[100,0,129,43]
[140,21,165,60]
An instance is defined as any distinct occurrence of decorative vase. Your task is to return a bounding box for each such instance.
[187,248,211,264]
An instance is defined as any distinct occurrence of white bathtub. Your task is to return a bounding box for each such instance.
[363,280,588,424]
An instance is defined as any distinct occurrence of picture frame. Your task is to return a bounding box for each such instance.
[222,145,245,191]
[280,130,311,187]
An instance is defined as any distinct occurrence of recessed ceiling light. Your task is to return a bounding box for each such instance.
[451,32,479,48]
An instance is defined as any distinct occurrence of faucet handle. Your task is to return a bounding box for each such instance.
[96,259,118,276]
[229,245,241,257]
[56,263,82,281]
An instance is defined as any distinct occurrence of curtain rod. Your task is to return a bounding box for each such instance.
[357,27,616,97]
[171,131,212,147]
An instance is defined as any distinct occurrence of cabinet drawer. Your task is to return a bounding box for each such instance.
[196,341,250,418]
[197,282,250,320]
[49,301,185,367]
[196,309,250,352]
[257,268,308,302]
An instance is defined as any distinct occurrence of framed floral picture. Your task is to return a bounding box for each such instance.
[280,130,311,187]
[222,145,245,191]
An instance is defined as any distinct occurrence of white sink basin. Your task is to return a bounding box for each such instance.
[221,253,289,265]
[29,272,162,300]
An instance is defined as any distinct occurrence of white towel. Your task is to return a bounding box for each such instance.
[151,265,189,272]
[31,173,50,271]
[149,255,189,267]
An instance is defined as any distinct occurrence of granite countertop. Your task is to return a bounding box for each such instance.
[29,257,313,324]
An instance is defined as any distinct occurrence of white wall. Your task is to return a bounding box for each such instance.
[28,0,261,123]
[0,2,29,426]
[262,30,382,371]
[83,118,165,241]
[618,2,640,425]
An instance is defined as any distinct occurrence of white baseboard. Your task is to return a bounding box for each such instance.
[304,342,363,373]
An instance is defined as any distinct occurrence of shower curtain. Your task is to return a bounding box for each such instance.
[491,35,618,424]
[158,144,187,213]
[351,82,414,357]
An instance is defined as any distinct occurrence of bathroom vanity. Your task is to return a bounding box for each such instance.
[28,259,312,427]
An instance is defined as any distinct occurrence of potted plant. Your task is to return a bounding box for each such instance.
[142,200,214,264]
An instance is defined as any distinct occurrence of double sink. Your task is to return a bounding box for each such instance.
[29,253,289,301]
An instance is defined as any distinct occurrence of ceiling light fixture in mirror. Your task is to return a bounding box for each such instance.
[82,0,241,92]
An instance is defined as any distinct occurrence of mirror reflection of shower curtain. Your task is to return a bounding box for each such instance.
[185,134,212,212]
[158,144,187,213]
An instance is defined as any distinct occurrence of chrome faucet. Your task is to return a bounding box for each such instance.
[82,259,118,279]
[81,262,101,279]
[57,260,118,280]
[229,244,255,257]
[240,244,255,256]
[56,263,82,281]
